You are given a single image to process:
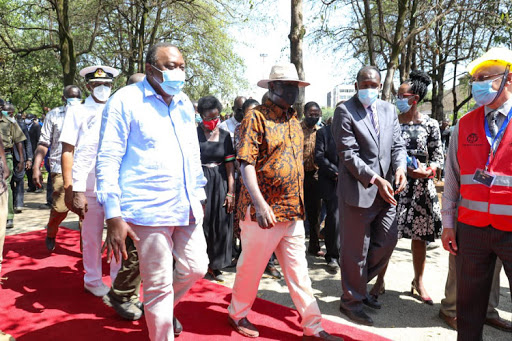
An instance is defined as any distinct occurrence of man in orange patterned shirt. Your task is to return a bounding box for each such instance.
[227,64,342,341]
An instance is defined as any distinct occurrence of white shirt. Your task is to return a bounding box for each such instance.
[95,79,207,226]
[218,116,240,146]
[59,96,105,193]
[38,105,66,173]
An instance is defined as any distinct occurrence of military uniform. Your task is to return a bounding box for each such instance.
[0,114,26,221]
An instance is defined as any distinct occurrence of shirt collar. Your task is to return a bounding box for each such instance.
[142,77,185,105]
[265,99,296,119]
[484,97,512,117]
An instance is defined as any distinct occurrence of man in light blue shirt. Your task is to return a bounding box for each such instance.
[96,43,208,341]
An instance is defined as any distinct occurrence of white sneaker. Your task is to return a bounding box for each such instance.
[84,282,110,297]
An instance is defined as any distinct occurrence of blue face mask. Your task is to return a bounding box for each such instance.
[66,98,81,106]
[396,98,412,113]
[471,77,500,106]
[358,88,379,107]
[195,113,202,123]
[151,65,186,96]
[1,111,8,116]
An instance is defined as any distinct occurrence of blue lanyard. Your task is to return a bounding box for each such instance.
[484,106,512,169]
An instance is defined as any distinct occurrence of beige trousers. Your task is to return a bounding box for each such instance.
[0,191,8,274]
[228,210,323,336]
[132,222,209,341]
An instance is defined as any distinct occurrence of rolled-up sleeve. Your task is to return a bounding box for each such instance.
[236,110,263,166]
[96,96,130,219]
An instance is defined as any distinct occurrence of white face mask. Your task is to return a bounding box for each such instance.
[92,85,111,102]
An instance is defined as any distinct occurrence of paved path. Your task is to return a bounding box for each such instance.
[6,187,511,341]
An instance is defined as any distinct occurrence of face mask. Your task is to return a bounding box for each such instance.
[203,118,219,131]
[92,85,112,102]
[396,98,412,113]
[66,98,81,106]
[1,111,8,116]
[151,65,186,96]
[234,110,244,122]
[472,78,499,106]
[357,88,379,107]
[24,119,32,125]
[305,117,319,127]
[316,116,322,126]
[195,113,202,124]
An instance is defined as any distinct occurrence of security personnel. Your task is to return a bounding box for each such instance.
[442,47,512,340]
[0,100,26,229]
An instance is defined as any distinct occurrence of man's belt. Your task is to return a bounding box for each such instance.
[4,148,13,154]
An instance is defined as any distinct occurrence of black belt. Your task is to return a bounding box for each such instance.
[4,148,12,154]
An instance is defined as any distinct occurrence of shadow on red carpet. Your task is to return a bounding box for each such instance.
[0,228,389,341]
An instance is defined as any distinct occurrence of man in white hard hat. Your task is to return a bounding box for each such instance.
[59,65,121,297]
[227,63,342,341]
[441,47,512,340]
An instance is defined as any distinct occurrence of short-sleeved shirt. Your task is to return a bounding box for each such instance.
[236,99,305,222]
[38,105,66,173]
[301,121,319,172]
[0,115,26,149]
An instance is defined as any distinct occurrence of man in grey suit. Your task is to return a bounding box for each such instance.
[332,66,407,326]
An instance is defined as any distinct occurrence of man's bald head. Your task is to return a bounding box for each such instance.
[356,66,381,84]
[127,73,145,85]
[63,85,82,99]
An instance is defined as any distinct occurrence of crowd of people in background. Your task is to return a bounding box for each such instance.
[0,43,511,341]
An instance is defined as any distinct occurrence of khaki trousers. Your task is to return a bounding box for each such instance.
[228,210,323,336]
[0,191,8,273]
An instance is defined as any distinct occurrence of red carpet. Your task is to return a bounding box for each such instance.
[0,228,389,341]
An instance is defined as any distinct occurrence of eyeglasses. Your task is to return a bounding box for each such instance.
[202,115,220,122]
[397,93,415,100]
[469,73,505,85]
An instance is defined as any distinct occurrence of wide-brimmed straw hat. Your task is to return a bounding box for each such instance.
[467,47,512,75]
[257,63,310,88]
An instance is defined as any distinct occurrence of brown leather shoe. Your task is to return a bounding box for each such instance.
[485,316,512,332]
[303,330,344,340]
[439,311,457,330]
[228,316,259,338]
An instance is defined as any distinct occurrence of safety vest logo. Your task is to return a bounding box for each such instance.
[467,133,478,144]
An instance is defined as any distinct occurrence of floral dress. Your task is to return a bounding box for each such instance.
[397,114,444,242]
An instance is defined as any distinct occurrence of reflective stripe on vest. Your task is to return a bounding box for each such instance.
[459,198,488,212]
[460,174,512,186]
[489,204,512,216]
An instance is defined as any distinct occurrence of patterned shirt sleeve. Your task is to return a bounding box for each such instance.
[237,110,263,166]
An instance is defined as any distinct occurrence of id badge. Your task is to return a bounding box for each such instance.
[473,168,496,187]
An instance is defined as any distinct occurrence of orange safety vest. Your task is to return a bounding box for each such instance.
[457,105,512,231]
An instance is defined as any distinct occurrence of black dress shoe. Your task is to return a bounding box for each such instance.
[339,304,374,326]
[45,237,56,251]
[174,316,182,336]
[363,296,382,309]
[6,219,13,229]
[264,265,282,279]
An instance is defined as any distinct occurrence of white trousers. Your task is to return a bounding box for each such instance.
[228,211,324,336]
[82,194,120,286]
[132,221,208,341]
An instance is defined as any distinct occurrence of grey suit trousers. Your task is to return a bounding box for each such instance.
[339,195,398,310]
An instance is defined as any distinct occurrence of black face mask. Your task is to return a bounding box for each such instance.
[234,109,244,122]
[305,116,319,127]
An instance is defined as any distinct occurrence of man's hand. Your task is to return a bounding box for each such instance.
[32,166,42,188]
[25,160,32,171]
[394,167,407,194]
[3,166,10,180]
[102,217,140,263]
[71,191,88,219]
[375,176,398,206]
[15,161,24,173]
[441,228,458,255]
[407,162,431,179]
[254,199,277,229]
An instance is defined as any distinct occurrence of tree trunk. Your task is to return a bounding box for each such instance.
[290,0,305,118]
[54,0,76,86]
[363,0,375,65]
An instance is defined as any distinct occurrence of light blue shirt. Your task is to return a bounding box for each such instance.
[96,78,207,226]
